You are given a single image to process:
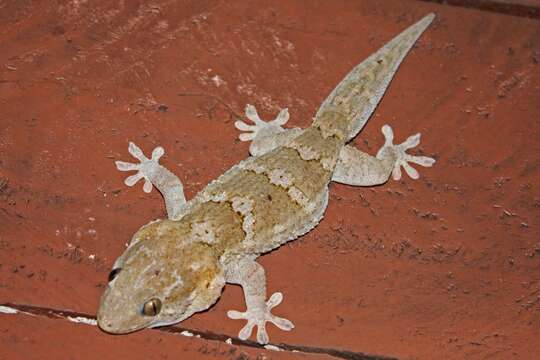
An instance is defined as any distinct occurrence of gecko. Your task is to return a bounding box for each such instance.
[97,13,437,345]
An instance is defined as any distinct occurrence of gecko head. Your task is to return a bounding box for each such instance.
[97,219,225,334]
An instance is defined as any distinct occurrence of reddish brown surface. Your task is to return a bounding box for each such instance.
[1,1,539,359]
[421,0,540,19]
[0,315,329,360]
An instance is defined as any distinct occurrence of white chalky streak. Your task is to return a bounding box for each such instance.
[67,316,98,326]
[264,344,283,351]
[0,305,18,314]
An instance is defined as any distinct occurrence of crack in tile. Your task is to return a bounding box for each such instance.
[0,302,398,360]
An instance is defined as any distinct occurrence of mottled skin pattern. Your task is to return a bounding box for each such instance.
[98,14,437,344]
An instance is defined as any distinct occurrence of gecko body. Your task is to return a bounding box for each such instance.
[98,14,437,344]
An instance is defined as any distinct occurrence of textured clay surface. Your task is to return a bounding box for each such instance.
[0,1,539,359]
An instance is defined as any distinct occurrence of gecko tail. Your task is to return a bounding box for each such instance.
[314,13,436,142]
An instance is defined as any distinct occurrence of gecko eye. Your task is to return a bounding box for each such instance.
[142,298,162,316]
[108,268,122,282]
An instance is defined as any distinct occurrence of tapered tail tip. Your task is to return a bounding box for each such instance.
[423,13,436,25]
[410,13,436,38]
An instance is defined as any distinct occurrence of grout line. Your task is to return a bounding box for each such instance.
[419,0,540,19]
[0,302,398,360]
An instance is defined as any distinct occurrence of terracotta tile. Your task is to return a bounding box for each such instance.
[422,0,540,19]
[0,313,328,360]
[0,1,539,359]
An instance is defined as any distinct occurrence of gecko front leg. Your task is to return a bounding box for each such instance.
[115,142,186,220]
[225,258,294,344]
[235,104,302,156]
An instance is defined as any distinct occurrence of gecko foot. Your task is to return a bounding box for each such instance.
[115,142,165,193]
[377,125,436,180]
[234,104,289,143]
[227,292,294,344]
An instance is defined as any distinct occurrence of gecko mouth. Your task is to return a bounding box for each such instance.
[97,312,154,334]
[97,289,155,334]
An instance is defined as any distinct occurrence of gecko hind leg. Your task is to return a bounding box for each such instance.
[225,259,294,344]
[332,124,435,186]
[235,104,302,157]
[378,124,436,181]
[115,142,186,219]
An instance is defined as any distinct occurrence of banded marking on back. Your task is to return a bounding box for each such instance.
[245,149,326,205]
[180,200,246,254]
[202,169,304,249]
[286,126,344,172]
[312,110,350,140]
[193,124,344,251]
